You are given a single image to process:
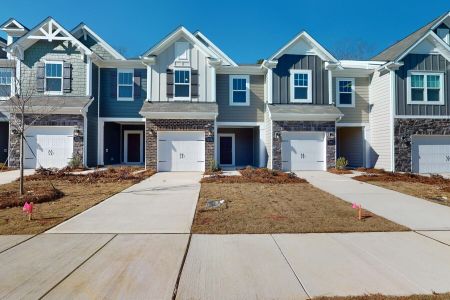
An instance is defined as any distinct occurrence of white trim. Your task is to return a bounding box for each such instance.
[117,68,134,101]
[86,56,92,96]
[141,111,217,120]
[0,67,13,100]
[389,70,395,172]
[216,122,264,127]
[124,130,144,164]
[258,123,266,168]
[173,67,191,101]
[336,77,355,108]
[396,31,450,62]
[406,71,445,105]
[217,133,235,166]
[146,64,152,101]
[328,69,333,104]
[210,64,216,102]
[193,31,237,66]
[100,117,146,122]
[437,28,450,45]
[267,68,273,104]
[289,69,312,103]
[229,75,250,106]
[44,61,63,95]
[336,122,369,127]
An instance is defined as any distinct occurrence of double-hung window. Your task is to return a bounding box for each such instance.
[117,69,134,101]
[229,75,250,106]
[0,68,12,99]
[45,62,63,94]
[336,78,355,107]
[408,72,444,104]
[290,70,312,103]
[174,68,190,100]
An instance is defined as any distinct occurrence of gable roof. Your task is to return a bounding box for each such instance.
[372,11,450,61]
[193,31,237,66]
[269,31,338,62]
[71,23,125,60]
[141,26,218,60]
[0,18,28,32]
[6,17,92,58]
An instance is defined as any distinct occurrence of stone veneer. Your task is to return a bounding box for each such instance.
[272,121,336,170]
[394,118,450,172]
[145,119,215,170]
[9,114,84,168]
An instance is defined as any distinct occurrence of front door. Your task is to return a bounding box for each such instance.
[219,134,234,166]
[125,131,142,164]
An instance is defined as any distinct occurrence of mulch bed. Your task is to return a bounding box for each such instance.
[201,167,307,184]
[0,184,64,209]
[328,168,353,174]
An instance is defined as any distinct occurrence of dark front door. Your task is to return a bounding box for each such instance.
[127,133,141,163]
[220,136,233,165]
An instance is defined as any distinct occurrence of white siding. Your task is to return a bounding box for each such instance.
[369,70,392,171]
[333,77,370,123]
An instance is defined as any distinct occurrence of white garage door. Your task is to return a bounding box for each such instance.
[157,131,205,172]
[281,132,326,171]
[24,126,74,169]
[412,135,450,174]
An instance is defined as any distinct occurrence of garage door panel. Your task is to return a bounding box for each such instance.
[412,135,450,173]
[281,132,326,171]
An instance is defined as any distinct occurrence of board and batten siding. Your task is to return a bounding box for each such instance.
[333,77,370,123]
[150,37,213,102]
[369,70,392,171]
[216,74,265,122]
[396,54,450,116]
[272,54,329,104]
[99,68,147,118]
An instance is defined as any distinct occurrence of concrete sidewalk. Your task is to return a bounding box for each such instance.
[0,169,35,185]
[297,171,450,230]
[47,172,202,234]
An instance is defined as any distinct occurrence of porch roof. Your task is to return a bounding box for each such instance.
[0,96,93,115]
[140,101,218,119]
[268,104,343,121]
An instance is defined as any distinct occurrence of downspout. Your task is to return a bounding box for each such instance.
[81,97,94,168]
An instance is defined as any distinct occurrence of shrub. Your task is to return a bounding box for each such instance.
[206,160,221,173]
[68,155,83,169]
[336,157,348,170]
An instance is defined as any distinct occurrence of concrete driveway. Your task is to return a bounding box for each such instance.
[0,169,35,185]
[297,171,450,230]
[47,172,202,234]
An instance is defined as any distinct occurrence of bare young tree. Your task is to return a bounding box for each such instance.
[332,39,375,60]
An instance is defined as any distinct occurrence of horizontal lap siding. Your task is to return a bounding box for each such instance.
[396,54,450,116]
[272,54,329,105]
[216,75,265,122]
[334,77,370,123]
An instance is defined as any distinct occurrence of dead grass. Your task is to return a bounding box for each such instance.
[328,168,353,175]
[191,183,408,234]
[0,167,155,234]
[0,183,64,209]
[314,293,450,300]
[201,167,306,184]
[354,171,450,207]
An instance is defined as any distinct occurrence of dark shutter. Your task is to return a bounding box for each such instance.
[134,69,141,99]
[191,69,199,98]
[63,62,71,93]
[166,69,174,98]
[110,69,117,98]
[36,62,45,92]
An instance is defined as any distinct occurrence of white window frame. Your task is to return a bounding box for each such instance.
[229,75,250,106]
[437,28,450,44]
[290,69,312,103]
[117,68,134,101]
[175,42,189,62]
[407,71,444,105]
[336,78,355,108]
[44,61,63,95]
[173,67,191,101]
[0,67,13,100]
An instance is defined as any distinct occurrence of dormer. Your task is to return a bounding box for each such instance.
[433,12,450,45]
[0,18,28,46]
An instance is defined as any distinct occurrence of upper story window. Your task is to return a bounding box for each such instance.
[175,42,189,62]
[290,70,312,103]
[229,75,250,106]
[336,78,355,107]
[45,62,63,94]
[0,68,12,99]
[174,68,190,100]
[117,69,134,101]
[408,72,444,105]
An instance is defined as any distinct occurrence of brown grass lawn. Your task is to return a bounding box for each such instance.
[315,293,450,300]
[0,168,155,234]
[191,183,408,234]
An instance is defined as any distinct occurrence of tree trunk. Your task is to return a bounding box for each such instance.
[19,113,25,196]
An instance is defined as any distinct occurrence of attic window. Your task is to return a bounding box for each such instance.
[175,42,189,61]
[437,28,450,45]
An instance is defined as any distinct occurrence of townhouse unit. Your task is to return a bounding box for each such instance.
[0,13,449,174]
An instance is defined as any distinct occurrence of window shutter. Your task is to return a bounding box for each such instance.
[63,62,71,93]
[166,69,174,98]
[134,69,141,99]
[191,69,199,98]
[110,69,117,98]
[36,62,45,92]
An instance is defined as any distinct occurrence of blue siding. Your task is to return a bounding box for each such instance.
[100,68,147,118]
[86,64,99,166]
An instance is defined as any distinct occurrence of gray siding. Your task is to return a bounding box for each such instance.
[99,68,147,118]
[79,35,116,60]
[333,77,370,123]
[0,122,8,164]
[21,40,86,96]
[86,63,99,167]
[396,54,450,116]
[216,74,265,122]
[218,128,256,166]
[272,54,329,105]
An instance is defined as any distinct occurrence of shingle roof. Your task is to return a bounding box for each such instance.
[371,12,449,61]
[0,96,92,115]
[268,104,343,121]
[140,101,218,119]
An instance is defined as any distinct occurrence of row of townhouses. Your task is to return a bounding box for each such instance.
[0,13,449,173]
